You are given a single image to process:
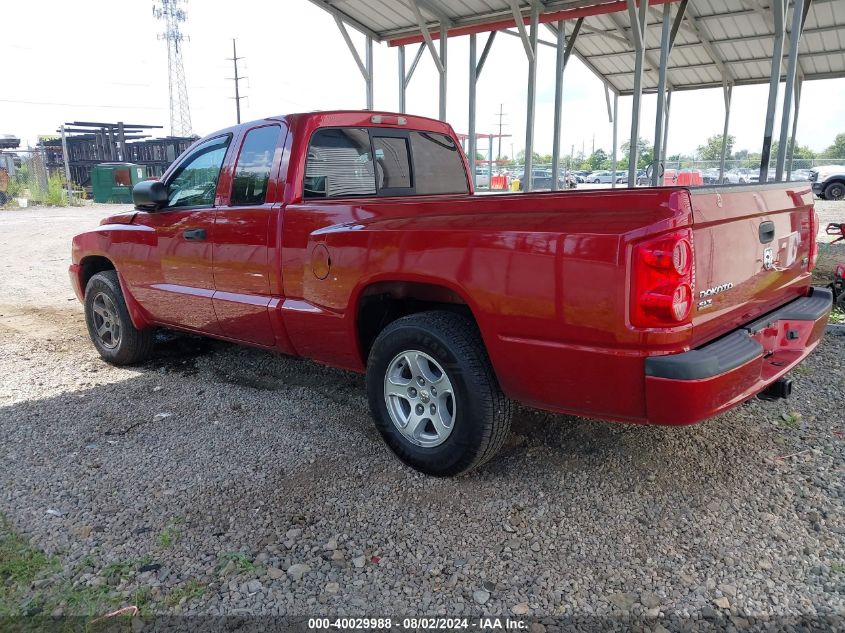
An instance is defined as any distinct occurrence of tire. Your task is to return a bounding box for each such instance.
[366,311,512,476]
[824,181,845,201]
[84,271,155,365]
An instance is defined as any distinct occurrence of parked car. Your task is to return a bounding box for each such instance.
[587,170,614,183]
[474,167,489,188]
[790,169,812,182]
[69,110,831,476]
[810,165,845,200]
[515,169,571,190]
[701,169,720,185]
[722,170,742,184]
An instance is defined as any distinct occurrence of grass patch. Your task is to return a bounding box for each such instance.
[779,411,802,428]
[218,551,258,574]
[102,556,151,580]
[790,364,814,377]
[0,515,127,622]
[831,562,845,575]
[831,306,845,325]
[164,579,205,607]
[157,518,183,549]
[0,517,59,587]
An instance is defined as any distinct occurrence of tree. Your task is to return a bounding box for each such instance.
[696,134,735,161]
[588,149,608,171]
[621,137,653,169]
[823,133,845,159]
[770,140,816,161]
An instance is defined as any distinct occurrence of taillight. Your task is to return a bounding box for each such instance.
[808,209,819,271]
[631,230,695,328]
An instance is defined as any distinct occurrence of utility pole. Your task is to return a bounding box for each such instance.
[494,104,508,160]
[227,38,247,124]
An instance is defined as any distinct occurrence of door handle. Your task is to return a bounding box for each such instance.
[183,228,206,241]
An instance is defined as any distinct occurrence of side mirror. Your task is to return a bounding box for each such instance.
[132,180,168,210]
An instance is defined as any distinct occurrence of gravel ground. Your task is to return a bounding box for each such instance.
[0,202,843,629]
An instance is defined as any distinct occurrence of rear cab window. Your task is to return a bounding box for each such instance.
[304,127,468,200]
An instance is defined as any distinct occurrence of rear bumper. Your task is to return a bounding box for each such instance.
[644,287,832,425]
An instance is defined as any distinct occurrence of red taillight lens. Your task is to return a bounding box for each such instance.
[808,209,819,271]
[672,239,692,275]
[631,231,695,328]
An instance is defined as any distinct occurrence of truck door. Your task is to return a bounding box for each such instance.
[130,135,231,333]
[211,123,286,346]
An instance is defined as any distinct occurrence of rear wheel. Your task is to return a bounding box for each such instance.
[366,311,512,476]
[824,181,845,201]
[84,271,154,365]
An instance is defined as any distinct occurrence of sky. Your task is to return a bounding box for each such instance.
[3,0,844,160]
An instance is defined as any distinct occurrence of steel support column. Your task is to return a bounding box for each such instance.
[398,46,406,113]
[611,92,619,189]
[521,2,539,191]
[787,77,803,179]
[335,16,374,110]
[468,31,496,190]
[652,3,671,186]
[409,0,446,120]
[439,25,448,120]
[719,82,733,183]
[627,0,648,187]
[663,90,672,169]
[760,0,787,183]
[551,20,566,191]
[468,34,478,183]
[365,37,373,109]
[775,0,805,181]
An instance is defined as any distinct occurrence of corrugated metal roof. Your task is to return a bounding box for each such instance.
[309,0,845,95]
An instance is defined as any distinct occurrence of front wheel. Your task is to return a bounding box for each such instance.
[366,311,512,476]
[84,271,155,365]
[824,181,845,201]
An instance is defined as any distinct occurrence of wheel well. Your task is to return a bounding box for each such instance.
[356,281,476,359]
[79,256,116,295]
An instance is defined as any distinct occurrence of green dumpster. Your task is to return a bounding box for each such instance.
[91,163,149,203]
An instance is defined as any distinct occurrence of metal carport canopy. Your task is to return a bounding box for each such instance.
[308,0,845,188]
[309,0,844,94]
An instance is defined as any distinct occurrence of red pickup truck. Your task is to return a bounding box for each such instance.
[70,110,831,475]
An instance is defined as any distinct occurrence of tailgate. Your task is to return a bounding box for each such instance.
[688,183,816,347]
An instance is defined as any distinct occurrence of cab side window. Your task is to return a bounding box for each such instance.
[231,125,280,205]
[304,128,376,199]
[167,136,230,208]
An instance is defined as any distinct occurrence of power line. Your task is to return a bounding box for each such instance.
[494,104,508,160]
[226,39,247,124]
[0,98,165,110]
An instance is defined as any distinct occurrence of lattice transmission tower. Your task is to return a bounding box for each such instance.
[153,0,193,137]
